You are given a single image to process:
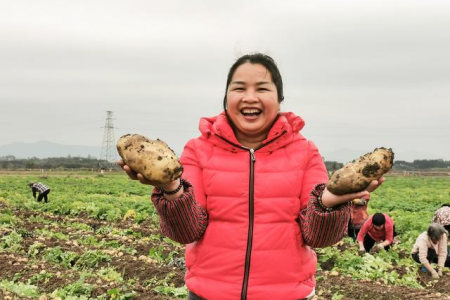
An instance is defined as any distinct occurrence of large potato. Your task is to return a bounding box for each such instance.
[326,147,394,195]
[117,134,183,185]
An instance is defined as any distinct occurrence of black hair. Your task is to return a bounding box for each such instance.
[372,213,386,226]
[223,52,284,111]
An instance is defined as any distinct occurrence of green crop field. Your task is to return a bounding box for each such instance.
[1,172,450,299]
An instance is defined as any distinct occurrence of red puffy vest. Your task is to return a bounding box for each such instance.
[181,112,328,300]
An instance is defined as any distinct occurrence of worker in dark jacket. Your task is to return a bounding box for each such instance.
[28,182,50,203]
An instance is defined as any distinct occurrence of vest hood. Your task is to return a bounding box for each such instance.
[198,111,306,152]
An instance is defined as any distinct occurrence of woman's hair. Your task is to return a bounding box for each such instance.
[372,213,386,226]
[223,53,284,111]
[427,223,448,243]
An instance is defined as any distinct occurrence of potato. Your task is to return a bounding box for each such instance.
[326,147,394,195]
[116,134,183,185]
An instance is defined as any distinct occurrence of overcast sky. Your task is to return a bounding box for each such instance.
[1,0,449,162]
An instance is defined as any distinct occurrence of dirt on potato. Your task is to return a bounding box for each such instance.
[327,147,394,195]
[117,134,183,185]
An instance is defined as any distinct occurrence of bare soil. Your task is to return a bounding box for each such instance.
[1,205,450,300]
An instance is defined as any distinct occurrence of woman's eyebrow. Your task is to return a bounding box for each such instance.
[230,81,272,85]
[230,81,245,85]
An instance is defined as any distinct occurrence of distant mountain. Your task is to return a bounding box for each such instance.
[0,141,102,159]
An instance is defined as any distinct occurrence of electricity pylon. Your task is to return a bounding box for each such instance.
[100,111,118,170]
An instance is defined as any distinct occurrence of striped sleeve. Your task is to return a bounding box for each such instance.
[300,183,351,248]
[151,179,208,244]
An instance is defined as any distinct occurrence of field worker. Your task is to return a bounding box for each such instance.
[357,212,395,254]
[120,53,385,300]
[348,194,370,241]
[432,204,450,232]
[28,182,50,203]
[411,223,450,279]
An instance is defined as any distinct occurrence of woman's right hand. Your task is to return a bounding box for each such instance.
[118,160,156,186]
[118,160,182,191]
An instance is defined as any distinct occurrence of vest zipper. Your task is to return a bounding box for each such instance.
[241,148,256,300]
[214,131,287,300]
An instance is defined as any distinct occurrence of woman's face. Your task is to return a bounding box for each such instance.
[431,234,441,244]
[226,63,280,144]
[373,224,384,231]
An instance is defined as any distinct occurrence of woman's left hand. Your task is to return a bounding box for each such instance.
[321,177,386,208]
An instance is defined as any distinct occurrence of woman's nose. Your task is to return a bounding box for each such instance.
[243,90,258,102]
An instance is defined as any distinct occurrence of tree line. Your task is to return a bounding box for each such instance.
[0,155,113,170]
[0,155,449,171]
[392,159,450,171]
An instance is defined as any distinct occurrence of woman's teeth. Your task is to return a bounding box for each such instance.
[241,109,261,116]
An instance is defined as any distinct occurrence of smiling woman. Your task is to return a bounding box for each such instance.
[119,52,386,300]
[225,62,280,149]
